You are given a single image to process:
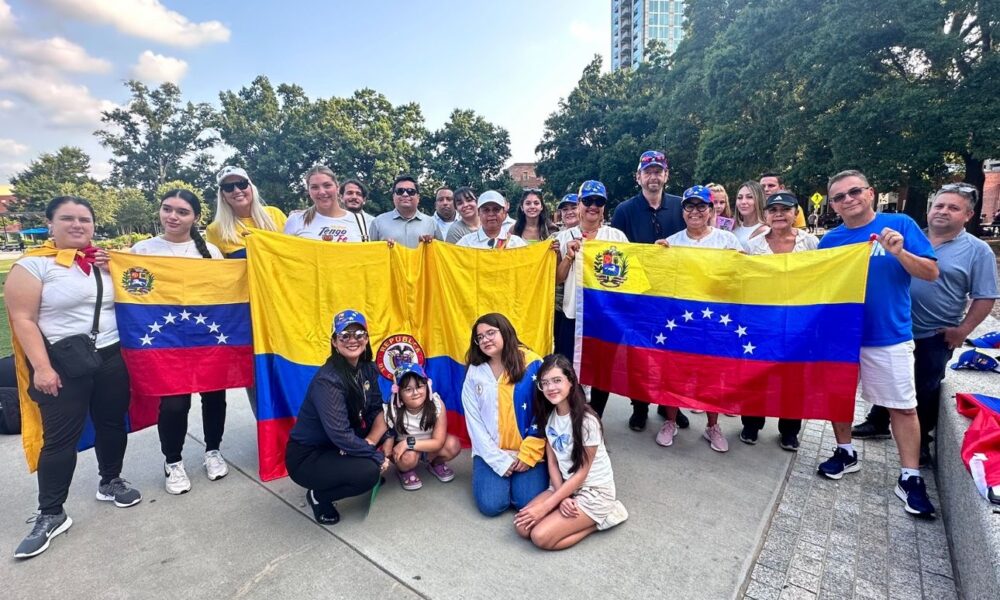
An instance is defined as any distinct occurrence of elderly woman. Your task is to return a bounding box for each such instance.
[206,165,287,258]
[285,310,389,525]
[741,192,819,451]
[7,196,142,559]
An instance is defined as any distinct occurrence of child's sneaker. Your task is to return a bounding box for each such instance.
[426,461,455,482]
[397,469,423,491]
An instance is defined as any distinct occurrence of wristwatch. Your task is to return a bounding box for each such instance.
[406,436,416,450]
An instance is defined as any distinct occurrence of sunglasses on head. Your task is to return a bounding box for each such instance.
[640,153,665,164]
[522,187,542,194]
[394,187,418,197]
[580,197,606,208]
[829,186,870,203]
[939,183,979,201]
[221,180,250,193]
[336,330,369,342]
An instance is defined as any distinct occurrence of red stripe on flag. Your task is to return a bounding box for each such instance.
[258,417,296,482]
[121,345,253,396]
[956,393,1000,488]
[580,337,857,421]
[447,410,470,448]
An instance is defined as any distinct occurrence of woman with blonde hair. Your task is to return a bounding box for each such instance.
[732,180,768,249]
[206,166,287,258]
[284,166,366,242]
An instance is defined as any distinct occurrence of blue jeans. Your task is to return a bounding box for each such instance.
[471,455,548,517]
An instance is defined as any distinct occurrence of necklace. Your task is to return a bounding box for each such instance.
[162,237,192,257]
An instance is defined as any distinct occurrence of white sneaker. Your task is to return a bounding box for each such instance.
[204,450,229,481]
[164,461,191,495]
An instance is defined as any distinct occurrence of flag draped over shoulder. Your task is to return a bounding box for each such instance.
[246,230,555,481]
[955,393,1000,497]
[576,241,870,421]
[108,252,254,396]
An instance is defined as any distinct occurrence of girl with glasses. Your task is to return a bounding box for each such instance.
[462,313,547,516]
[514,354,628,550]
[206,165,286,258]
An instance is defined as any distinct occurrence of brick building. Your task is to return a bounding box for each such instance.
[507,163,544,189]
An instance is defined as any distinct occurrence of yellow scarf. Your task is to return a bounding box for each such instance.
[24,240,98,273]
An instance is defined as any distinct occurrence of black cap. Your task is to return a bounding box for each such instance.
[766,192,798,208]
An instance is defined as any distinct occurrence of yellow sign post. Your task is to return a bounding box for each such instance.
[810,192,824,210]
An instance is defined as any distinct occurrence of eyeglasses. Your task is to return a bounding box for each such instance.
[580,197,606,208]
[829,186,870,203]
[394,187,418,197]
[400,383,427,395]
[536,376,567,391]
[939,183,979,201]
[221,180,250,193]
[682,203,711,213]
[474,328,500,345]
[336,330,369,342]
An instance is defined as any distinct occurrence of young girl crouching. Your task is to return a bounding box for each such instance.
[514,354,628,550]
[383,363,462,490]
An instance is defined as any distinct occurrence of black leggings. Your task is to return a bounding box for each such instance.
[29,344,130,515]
[285,439,380,504]
[158,390,227,463]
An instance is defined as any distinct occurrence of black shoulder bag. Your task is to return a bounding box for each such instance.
[44,268,104,378]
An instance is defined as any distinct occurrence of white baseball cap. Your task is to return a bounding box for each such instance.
[477,190,505,209]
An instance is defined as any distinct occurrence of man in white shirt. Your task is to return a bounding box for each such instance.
[457,191,527,249]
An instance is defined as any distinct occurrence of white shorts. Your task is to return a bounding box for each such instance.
[859,341,917,410]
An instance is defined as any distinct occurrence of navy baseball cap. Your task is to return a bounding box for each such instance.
[637,150,668,171]
[332,309,368,335]
[578,180,607,200]
[557,193,579,209]
[393,362,428,383]
[950,349,1000,373]
[682,185,712,204]
[766,192,798,208]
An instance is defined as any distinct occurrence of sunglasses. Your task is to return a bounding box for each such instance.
[639,153,666,164]
[336,330,369,342]
[829,186,870,203]
[394,187,418,197]
[580,197,606,208]
[682,203,711,212]
[221,180,250,193]
[522,187,542,194]
[939,183,979,201]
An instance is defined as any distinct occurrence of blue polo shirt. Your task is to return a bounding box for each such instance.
[818,213,936,347]
[610,192,684,243]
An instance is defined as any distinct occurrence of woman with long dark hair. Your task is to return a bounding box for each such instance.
[510,189,556,243]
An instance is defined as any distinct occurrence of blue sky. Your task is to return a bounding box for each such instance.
[0,0,611,184]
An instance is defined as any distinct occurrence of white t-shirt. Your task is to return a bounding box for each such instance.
[383,393,444,441]
[556,225,629,319]
[16,257,120,348]
[666,227,743,250]
[745,230,820,255]
[456,229,527,249]
[733,224,767,248]
[283,211,367,242]
[130,236,223,259]
[546,411,614,489]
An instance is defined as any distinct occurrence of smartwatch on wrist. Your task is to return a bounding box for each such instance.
[406,436,416,450]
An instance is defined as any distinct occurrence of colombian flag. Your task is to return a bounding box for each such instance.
[576,241,870,421]
[955,393,1000,496]
[108,252,254,396]
[246,230,555,481]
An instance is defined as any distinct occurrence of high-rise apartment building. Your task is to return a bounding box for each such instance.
[611,0,686,71]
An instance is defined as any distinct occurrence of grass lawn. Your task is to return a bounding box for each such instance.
[0,257,15,355]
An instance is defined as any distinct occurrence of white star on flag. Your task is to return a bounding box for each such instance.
[683,310,694,322]
[665,319,677,330]
[163,313,177,325]
[736,326,747,337]
[655,333,666,344]
[216,333,229,344]
[139,334,154,346]
[522,403,527,410]
[194,313,207,325]
[149,322,162,333]
[743,342,756,354]
[719,314,732,326]
[208,322,221,333]
[701,307,714,319]
[179,309,191,321]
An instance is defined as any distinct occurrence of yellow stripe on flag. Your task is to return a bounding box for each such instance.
[108,251,248,306]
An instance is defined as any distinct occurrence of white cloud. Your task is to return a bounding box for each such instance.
[0,72,116,127]
[7,36,111,73]
[89,160,112,181]
[0,137,27,155]
[0,99,14,110]
[131,50,188,84]
[38,0,230,48]
[0,0,13,32]
[0,161,27,181]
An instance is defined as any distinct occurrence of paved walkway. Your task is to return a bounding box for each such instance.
[741,400,958,600]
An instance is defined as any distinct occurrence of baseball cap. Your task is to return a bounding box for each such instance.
[332,309,368,335]
[578,180,607,200]
[766,192,798,208]
[682,185,712,204]
[393,362,428,383]
[968,331,1000,348]
[557,193,579,209]
[477,190,505,209]
[217,165,250,185]
[950,348,1000,373]
[637,150,668,171]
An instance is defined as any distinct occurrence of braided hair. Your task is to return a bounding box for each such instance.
[160,189,212,258]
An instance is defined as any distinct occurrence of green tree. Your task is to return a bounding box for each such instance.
[96,81,218,196]
[424,109,511,191]
[10,147,94,213]
[56,181,120,230]
[114,188,156,234]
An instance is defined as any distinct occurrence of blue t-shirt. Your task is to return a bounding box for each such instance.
[818,213,935,347]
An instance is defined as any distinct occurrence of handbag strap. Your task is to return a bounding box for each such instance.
[90,268,102,340]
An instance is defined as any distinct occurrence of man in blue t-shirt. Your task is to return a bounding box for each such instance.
[816,170,940,519]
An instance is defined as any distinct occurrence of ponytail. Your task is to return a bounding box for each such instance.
[190,225,212,258]
[303,205,317,227]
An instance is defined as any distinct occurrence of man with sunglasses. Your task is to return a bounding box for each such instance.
[369,175,443,248]
[852,183,998,467]
[816,170,939,519]
[610,150,688,431]
[456,190,526,249]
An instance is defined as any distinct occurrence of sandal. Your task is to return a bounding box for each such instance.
[426,461,455,483]
[396,469,422,491]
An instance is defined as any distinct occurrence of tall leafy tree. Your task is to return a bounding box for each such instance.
[424,109,511,191]
[10,146,93,213]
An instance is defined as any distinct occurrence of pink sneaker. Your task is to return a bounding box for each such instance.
[703,424,729,452]
[656,421,678,447]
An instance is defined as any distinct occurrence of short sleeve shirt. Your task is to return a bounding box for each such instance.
[456,229,527,249]
[368,209,442,248]
[283,211,366,242]
[666,227,743,250]
[383,394,444,441]
[546,411,614,489]
[555,225,629,318]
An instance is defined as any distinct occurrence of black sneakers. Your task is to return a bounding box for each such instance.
[895,476,936,519]
[307,490,340,525]
[818,447,860,480]
[739,426,759,445]
[851,420,891,440]
[14,512,72,559]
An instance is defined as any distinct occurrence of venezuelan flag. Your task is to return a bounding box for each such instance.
[576,241,870,421]
[955,393,1000,494]
[108,252,253,396]
[246,230,555,481]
